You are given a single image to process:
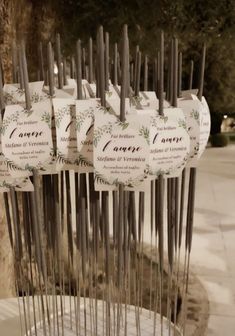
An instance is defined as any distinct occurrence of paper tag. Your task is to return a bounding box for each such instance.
[199,96,211,157]
[88,83,96,97]
[1,100,54,176]
[60,78,77,98]
[181,89,198,99]
[75,99,101,173]
[178,98,202,166]
[105,86,120,99]
[0,176,34,192]
[4,82,45,105]
[191,95,211,160]
[130,93,170,112]
[53,98,78,170]
[0,117,34,192]
[106,98,132,116]
[94,111,150,189]
[54,88,75,98]
[149,108,190,177]
[138,91,159,109]
[94,176,149,192]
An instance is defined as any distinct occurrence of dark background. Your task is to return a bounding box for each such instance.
[1,0,235,133]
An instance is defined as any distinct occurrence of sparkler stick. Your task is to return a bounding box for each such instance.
[189,60,194,90]
[88,37,93,83]
[144,55,148,91]
[38,42,44,81]
[56,33,63,89]
[12,42,18,83]
[183,43,206,336]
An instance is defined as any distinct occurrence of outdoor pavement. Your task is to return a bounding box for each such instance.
[190,144,235,335]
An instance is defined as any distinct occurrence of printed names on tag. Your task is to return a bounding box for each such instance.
[53,98,78,170]
[75,99,100,173]
[1,100,54,176]
[94,113,150,189]
[149,109,190,177]
[0,119,34,192]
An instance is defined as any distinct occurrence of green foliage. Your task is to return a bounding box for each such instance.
[211,133,229,147]
[223,132,235,143]
[44,1,235,118]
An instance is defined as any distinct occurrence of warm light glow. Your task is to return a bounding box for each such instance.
[224,114,228,119]
[54,63,58,75]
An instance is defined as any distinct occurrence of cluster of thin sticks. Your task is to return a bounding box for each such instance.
[0,24,206,336]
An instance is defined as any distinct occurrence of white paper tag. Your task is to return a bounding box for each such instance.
[149,108,190,177]
[62,78,78,98]
[1,100,54,176]
[106,98,132,116]
[139,91,159,109]
[87,83,96,97]
[94,110,151,189]
[4,81,45,105]
[0,149,32,192]
[199,96,211,158]
[190,95,211,161]
[105,86,120,99]
[131,93,170,112]
[0,117,34,192]
[0,175,34,192]
[53,98,78,170]
[75,99,102,173]
[181,89,198,99]
[178,97,202,166]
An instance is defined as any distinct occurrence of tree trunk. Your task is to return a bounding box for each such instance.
[0,0,15,298]
[0,195,15,298]
[0,0,14,83]
[0,0,58,299]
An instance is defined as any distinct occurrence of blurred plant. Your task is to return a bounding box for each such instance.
[211,133,229,147]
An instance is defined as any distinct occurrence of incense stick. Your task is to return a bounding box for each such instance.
[183,43,206,336]
[0,62,5,116]
[88,37,93,83]
[189,60,194,91]
[143,55,148,91]
[113,43,118,87]
[38,42,44,81]
[56,33,63,89]
[12,42,18,83]
[105,32,110,92]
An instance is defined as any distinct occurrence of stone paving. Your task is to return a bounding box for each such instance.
[190,145,235,335]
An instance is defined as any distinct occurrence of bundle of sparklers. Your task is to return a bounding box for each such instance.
[0,25,210,336]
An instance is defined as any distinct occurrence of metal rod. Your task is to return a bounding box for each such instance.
[98,26,105,106]
[198,44,206,101]
[189,60,194,90]
[113,43,118,86]
[88,37,93,83]
[178,52,182,97]
[38,42,44,81]
[47,42,55,97]
[76,40,83,100]
[143,55,148,91]
[56,33,63,89]
[105,32,110,91]
[21,41,31,110]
